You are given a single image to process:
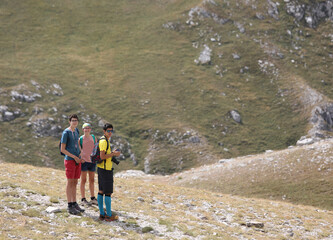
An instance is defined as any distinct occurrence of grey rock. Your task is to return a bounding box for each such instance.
[98,120,106,127]
[230,110,242,123]
[46,206,61,213]
[240,66,250,74]
[232,53,241,59]
[245,221,264,228]
[256,12,265,20]
[196,45,212,65]
[137,197,145,202]
[297,137,315,146]
[188,136,200,143]
[267,0,279,20]
[286,0,333,28]
[3,111,15,121]
[0,105,8,113]
[10,91,41,103]
[30,118,62,137]
[235,22,245,33]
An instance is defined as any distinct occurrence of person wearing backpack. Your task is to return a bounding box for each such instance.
[60,114,85,215]
[97,123,120,222]
[79,123,98,206]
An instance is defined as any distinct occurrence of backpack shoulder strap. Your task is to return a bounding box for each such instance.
[79,136,83,148]
[91,134,96,143]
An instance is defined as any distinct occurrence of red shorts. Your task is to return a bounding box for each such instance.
[64,160,81,179]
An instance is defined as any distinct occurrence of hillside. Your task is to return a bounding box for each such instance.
[0,0,332,174]
[1,161,333,239]
[165,138,333,211]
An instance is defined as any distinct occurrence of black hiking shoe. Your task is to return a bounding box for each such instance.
[68,205,81,215]
[74,202,85,213]
[81,198,91,206]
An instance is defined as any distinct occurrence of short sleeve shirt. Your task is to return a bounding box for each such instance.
[97,137,113,170]
[61,128,80,160]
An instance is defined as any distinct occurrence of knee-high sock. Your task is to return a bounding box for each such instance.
[105,195,112,217]
[97,193,104,216]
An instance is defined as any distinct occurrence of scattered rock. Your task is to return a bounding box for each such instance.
[3,111,15,121]
[230,110,242,123]
[28,117,62,137]
[10,90,41,103]
[267,0,279,20]
[297,137,314,146]
[195,44,212,65]
[245,221,264,228]
[46,206,61,213]
[232,53,241,59]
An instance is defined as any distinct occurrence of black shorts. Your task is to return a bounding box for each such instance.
[97,167,114,195]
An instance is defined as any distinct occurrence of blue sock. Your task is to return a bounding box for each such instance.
[97,194,104,216]
[105,195,112,217]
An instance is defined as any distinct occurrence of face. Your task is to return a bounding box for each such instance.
[69,118,79,128]
[104,128,113,139]
[83,126,91,134]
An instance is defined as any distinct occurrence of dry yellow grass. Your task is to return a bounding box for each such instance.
[1,160,333,239]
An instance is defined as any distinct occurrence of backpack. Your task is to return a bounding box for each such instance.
[79,134,96,148]
[90,136,109,164]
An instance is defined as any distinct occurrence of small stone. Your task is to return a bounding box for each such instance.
[246,222,264,228]
[46,206,61,213]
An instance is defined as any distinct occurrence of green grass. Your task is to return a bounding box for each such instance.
[0,0,331,174]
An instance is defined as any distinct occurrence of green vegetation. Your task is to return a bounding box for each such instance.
[0,0,331,174]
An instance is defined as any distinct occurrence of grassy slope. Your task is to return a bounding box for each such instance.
[0,0,332,173]
[167,139,333,211]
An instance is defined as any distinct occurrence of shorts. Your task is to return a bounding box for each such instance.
[64,159,81,179]
[81,162,96,172]
[97,167,114,195]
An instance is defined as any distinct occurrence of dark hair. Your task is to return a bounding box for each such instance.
[103,123,113,131]
[69,114,79,122]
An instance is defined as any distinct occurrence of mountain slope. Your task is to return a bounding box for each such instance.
[0,0,332,173]
[165,138,333,211]
[1,162,333,239]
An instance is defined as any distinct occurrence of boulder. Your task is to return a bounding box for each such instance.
[230,110,242,123]
[196,45,212,65]
[296,137,314,146]
[3,111,15,121]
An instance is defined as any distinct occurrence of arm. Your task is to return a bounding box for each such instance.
[61,143,80,163]
[100,150,120,160]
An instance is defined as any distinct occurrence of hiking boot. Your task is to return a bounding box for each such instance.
[74,202,85,213]
[81,198,91,206]
[99,213,105,221]
[104,215,118,222]
[68,205,81,215]
[90,198,98,206]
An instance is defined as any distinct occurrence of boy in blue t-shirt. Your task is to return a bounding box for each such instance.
[60,114,85,215]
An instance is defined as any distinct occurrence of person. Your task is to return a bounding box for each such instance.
[97,123,120,221]
[79,123,98,206]
[60,114,85,215]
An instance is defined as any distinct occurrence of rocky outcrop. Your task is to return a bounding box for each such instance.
[27,117,63,137]
[309,103,333,138]
[286,0,333,28]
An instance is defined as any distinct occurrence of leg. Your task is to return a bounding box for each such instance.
[67,179,78,203]
[80,171,87,200]
[88,171,95,198]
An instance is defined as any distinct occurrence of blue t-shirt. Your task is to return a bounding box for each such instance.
[61,128,80,160]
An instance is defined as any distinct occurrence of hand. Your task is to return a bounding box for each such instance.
[81,159,86,163]
[112,151,121,157]
[74,156,81,164]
